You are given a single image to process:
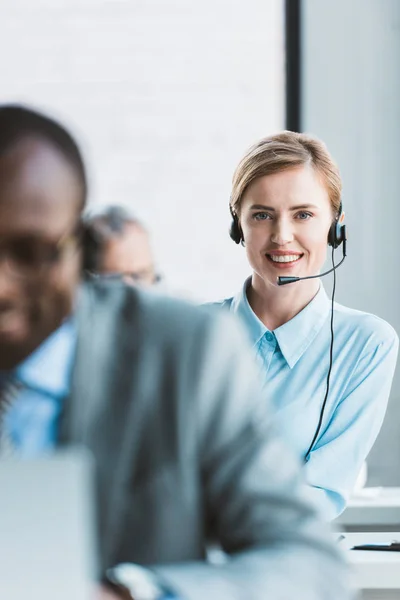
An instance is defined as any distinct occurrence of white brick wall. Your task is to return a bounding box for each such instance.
[0,0,284,300]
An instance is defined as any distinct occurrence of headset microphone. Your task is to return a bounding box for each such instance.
[277,231,347,286]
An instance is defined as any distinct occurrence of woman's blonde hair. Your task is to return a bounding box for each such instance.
[230,131,342,217]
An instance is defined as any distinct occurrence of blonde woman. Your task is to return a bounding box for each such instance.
[213,132,398,520]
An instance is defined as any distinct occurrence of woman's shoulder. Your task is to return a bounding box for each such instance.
[203,297,235,311]
[334,302,398,347]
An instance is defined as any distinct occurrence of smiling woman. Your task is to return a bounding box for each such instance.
[211,131,399,520]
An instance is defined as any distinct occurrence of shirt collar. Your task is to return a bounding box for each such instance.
[13,318,77,397]
[274,286,331,368]
[230,277,268,347]
[231,277,331,368]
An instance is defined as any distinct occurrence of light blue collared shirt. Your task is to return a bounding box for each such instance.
[0,319,77,457]
[212,279,399,520]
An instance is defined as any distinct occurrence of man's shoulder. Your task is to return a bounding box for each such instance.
[80,280,242,350]
[136,288,250,354]
[204,297,235,311]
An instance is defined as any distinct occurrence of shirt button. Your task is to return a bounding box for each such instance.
[265,332,274,342]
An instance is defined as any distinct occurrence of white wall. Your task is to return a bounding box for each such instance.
[0,0,285,301]
[302,0,400,484]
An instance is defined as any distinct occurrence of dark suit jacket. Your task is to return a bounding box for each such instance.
[58,280,352,600]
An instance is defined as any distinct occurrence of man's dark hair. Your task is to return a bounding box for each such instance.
[85,205,141,235]
[82,205,142,272]
[0,104,87,208]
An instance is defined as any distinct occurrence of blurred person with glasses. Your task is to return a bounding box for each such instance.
[0,105,353,600]
[83,206,161,287]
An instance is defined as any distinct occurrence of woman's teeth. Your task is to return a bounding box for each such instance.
[269,254,302,263]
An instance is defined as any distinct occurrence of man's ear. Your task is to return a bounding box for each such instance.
[81,222,100,273]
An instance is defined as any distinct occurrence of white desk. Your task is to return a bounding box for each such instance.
[336,488,400,531]
[344,531,400,599]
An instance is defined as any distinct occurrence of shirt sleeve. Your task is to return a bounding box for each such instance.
[304,327,399,520]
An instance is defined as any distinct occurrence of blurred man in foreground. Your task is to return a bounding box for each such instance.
[0,104,353,600]
[83,205,160,287]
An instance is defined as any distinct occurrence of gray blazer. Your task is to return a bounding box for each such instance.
[58,281,352,600]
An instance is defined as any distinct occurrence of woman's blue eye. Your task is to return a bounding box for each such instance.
[253,212,271,221]
[296,211,312,220]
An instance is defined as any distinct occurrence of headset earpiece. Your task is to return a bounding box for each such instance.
[328,202,346,249]
[229,207,243,244]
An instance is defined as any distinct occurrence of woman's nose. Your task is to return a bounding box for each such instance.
[270,219,294,245]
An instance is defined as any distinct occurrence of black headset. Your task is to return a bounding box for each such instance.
[229,206,243,245]
[229,202,345,249]
[327,202,346,249]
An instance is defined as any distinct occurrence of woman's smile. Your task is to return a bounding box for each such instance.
[265,250,304,270]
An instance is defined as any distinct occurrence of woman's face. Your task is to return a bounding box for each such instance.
[239,165,334,287]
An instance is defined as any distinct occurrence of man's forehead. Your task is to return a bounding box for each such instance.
[104,226,153,269]
[0,136,76,185]
[0,138,81,228]
[123,224,152,252]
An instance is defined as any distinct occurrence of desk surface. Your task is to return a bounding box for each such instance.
[344,531,400,590]
[348,488,400,507]
[336,488,400,528]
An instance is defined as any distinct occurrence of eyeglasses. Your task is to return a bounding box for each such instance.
[90,271,162,287]
[0,227,80,279]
